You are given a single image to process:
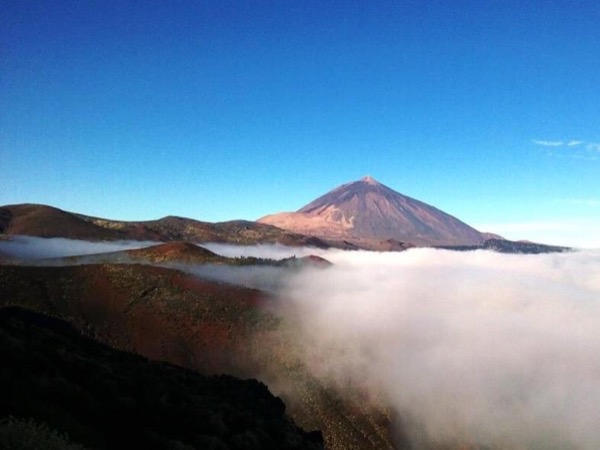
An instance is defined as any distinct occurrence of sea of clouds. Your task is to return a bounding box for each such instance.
[206,244,600,449]
[0,236,157,260]
[2,237,600,448]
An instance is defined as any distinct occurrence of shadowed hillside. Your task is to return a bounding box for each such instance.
[0,306,324,450]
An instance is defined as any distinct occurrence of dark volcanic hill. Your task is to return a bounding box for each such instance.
[0,306,324,450]
[259,176,485,247]
[0,204,331,248]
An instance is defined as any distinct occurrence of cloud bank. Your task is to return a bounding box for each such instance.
[3,239,599,448]
[275,248,600,449]
[0,236,157,260]
[201,242,321,260]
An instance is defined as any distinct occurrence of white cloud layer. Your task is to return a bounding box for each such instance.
[2,238,600,448]
[278,248,600,449]
[0,236,157,260]
[201,242,320,260]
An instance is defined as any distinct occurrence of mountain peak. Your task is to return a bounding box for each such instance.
[360,175,379,185]
[259,177,485,247]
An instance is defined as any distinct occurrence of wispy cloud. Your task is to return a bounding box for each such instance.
[586,142,600,152]
[567,140,584,147]
[533,139,600,160]
[531,139,564,147]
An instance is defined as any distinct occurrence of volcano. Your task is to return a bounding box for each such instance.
[259,176,485,247]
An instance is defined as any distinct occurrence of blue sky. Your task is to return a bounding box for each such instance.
[2,1,599,247]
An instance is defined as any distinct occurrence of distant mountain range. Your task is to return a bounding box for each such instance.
[0,178,570,253]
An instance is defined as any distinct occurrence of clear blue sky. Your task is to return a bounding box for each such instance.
[2,1,599,247]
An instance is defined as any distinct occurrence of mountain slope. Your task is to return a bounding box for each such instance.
[0,204,331,248]
[259,176,485,247]
[0,204,127,240]
[0,306,324,450]
[0,263,396,449]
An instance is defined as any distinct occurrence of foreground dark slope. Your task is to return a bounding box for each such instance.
[0,204,330,248]
[259,177,485,247]
[0,263,397,449]
[0,306,324,450]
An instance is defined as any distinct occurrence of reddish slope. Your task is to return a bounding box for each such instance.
[0,203,333,248]
[0,263,265,373]
[0,263,398,449]
[0,204,127,240]
[0,262,491,449]
[126,241,224,263]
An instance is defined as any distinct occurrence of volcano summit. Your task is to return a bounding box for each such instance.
[259,176,485,248]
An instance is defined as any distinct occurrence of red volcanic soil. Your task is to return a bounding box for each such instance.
[126,241,224,263]
[0,204,126,240]
[0,263,267,374]
[0,263,401,449]
[278,254,333,269]
[0,262,484,449]
[297,255,333,268]
[0,203,335,248]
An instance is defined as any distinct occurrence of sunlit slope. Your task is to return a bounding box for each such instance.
[0,203,331,247]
